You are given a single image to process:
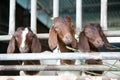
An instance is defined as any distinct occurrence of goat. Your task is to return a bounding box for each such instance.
[7,27,41,75]
[48,16,81,76]
[78,23,120,77]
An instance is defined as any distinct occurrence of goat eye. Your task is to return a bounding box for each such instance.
[54,26,59,30]
[55,26,62,32]
[15,34,20,38]
[27,33,34,40]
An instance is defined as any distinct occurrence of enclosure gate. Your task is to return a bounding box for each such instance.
[0,0,120,80]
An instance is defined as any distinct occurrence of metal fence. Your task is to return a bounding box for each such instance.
[0,52,120,71]
[0,0,120,77]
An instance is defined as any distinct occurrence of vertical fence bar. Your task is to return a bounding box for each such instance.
[76,0,82,34]
[100,0,108,30]
[31,0,37,33]
[9,0,16,35]
[53,0,59,18]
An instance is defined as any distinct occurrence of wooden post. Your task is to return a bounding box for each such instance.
[31,0,37,33]
[100,0,108,30]
[76,0,82,34]
[53,0,59,18]
[9,0,16,35]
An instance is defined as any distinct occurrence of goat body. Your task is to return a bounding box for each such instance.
[48,16,81,76]
[78,23,120,77]
[7,27,41,75]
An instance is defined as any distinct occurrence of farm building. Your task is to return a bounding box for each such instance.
[0,0,120,79]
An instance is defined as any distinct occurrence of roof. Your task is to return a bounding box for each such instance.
[16,0,120,30]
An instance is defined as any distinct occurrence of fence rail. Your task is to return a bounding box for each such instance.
[0,65,120,71]
[0,51,120,71]
[0,51,120,60]
[0,30,120,41]
[0,76,119,80]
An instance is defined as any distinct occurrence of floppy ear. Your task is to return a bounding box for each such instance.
[31,34,41,53]
[48,26,58,50]
[98,25,112,50]
[7,36,16,53]
[78,31,90,51]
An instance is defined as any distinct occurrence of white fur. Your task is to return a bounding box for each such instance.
[20,28,29,48]
[53,46,81,76]
[56,60,81,76]
[53,45,61,53]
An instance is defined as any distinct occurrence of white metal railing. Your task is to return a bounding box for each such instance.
[76,0,82,34]
[0,51,120,71]
[0,30,120,41]
[53,0,59,18]
[0,0,120,76]
[1,51,120,60]
[0,65,120,71]
[101,0,108,30]
[8,0,16,35]
[7,0,112,34]
[3,0,119,42]
[31,0,37,33]
[1,76,120,80]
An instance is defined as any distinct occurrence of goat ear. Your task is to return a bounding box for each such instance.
[98,25,112,49]
[7,36,16,53]
[48,26,58,50]
[31,34,41,53]
[78,32,90,51]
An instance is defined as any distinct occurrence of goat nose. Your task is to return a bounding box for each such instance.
[66,35,72,41]
[97,39,102,43]
[63,34,72,44]
[66,35,70,40]
[96,39,104,46]
[97,40,101,44]
[20,47,24,50]
[20,47,26,51]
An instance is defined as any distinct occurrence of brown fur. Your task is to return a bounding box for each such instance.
[7,27,41,75]
[78,23,111,76]
[48,16,77,65]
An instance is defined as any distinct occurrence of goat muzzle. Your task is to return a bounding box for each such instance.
[63,34,73,45]
[93,38,104,48]
[19,47,29,53]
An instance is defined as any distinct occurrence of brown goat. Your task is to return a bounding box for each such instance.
[78,23,112,76]
[48,16,81,76]
[7,27,41,75]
